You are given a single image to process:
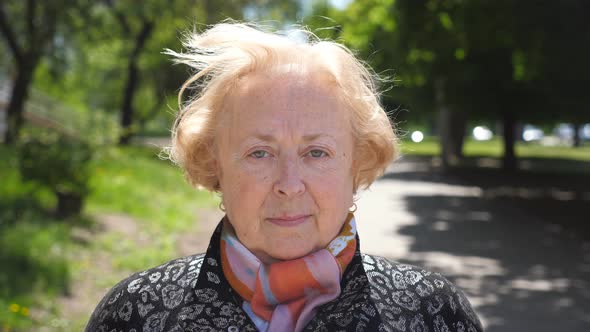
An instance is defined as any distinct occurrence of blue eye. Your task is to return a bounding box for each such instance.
[250,150,269,159]
[308,149,327,158]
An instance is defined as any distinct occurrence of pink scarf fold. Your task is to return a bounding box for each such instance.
[220,214,357,332]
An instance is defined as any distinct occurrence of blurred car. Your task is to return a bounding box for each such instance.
[522,124,544,142]
[554,123,574,140]
[554,123,590,141]
[583,124,590,140]
[472,125,493,141]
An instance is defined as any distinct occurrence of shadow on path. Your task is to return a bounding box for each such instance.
[367,156,590,331]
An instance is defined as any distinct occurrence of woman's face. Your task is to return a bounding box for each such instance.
[215,72,355,262]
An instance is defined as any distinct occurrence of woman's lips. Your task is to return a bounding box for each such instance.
[267,215,310,227]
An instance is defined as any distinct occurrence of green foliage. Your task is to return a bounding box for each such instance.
[17,130,94,217]
[244,0,301,22]
[4,0,305,146]
[454,48,465,60]
[0,145,74,331]
[18,134,92,196]
[307,0,590,127]
[406,49,435,64]
[87,146,217,232]
[438,12,453,30]
[0,221,71,296]
[0,144,218,330]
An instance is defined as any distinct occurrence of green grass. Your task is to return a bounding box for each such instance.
[88,147,216,233]
[88,146,217,233]
[399,137,441,155]
[0,144,217,331]
[401,137,590,162]
[0,146,71,330]
[515,142,590,161]
[86,146,218,272]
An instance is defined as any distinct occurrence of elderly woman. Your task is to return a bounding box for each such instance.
[86,23,483,332]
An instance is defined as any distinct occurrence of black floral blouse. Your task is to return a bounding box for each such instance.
[86,222,483,332]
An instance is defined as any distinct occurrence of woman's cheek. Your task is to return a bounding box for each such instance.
[306,159,352,182]
[240,159,277,177]
[233,163,275,197]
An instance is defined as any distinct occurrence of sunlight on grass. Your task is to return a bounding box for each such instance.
[401,137,590,162]
[464,138,504,157]
[0,144,218,331]
[0,220,72,331]
[399,137,440,156]
[516,143,590,161]
[87,146,218,229]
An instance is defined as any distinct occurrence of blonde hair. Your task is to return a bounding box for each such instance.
[164,22,398,192]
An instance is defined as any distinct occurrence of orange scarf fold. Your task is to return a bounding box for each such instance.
[220,213,357,332]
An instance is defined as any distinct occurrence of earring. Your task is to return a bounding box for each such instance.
[349,202,357,213]
[219,201,226,212]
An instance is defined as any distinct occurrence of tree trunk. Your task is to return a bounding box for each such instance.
[436,77,465,170]
[56,191,84,218]
[4,61,35,144]
[501,109,516,171]
[118,59,140,145]
[436,77,451,169]
[0,0,59,144]
[449,111,466,158]
[572,121,581,147]
[118,21,154,145]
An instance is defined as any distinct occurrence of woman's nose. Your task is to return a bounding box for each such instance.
[273,158,305,198]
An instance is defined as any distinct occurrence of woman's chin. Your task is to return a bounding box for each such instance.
[260,242,317,263]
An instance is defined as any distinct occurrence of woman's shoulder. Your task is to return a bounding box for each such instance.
[359,253,483,332]
[85,253,206,331]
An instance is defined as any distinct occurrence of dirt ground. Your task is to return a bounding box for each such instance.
[56,210,224,330]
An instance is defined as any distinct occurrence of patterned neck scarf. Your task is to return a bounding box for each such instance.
[220,214,357,332]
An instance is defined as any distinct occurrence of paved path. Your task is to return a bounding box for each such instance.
[355,156,590,331]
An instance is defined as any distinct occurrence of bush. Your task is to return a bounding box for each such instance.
[17,133,94,218]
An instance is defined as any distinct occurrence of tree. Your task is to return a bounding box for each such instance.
[2,0,306,146]
[308,0,470,168]
[99,0,300,145]
[532,0,590,147]
[0,0,82,143]
[105,2,155,145]
[310,0,589,170]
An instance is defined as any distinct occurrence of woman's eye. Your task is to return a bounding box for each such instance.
[308,149,328,158]
[250,150,269,159]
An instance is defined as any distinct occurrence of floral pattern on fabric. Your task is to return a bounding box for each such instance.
[85,221,483,332]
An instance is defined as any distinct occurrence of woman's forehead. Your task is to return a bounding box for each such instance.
[217,74,351,143]
[230,78,343,115]
[223,70,342,113]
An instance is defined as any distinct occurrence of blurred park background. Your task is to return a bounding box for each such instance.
[1,0,589,331]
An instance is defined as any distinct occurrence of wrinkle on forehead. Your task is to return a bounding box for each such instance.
[213,67,350,156]
[234,72,340,112]
[216,68,351,152]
